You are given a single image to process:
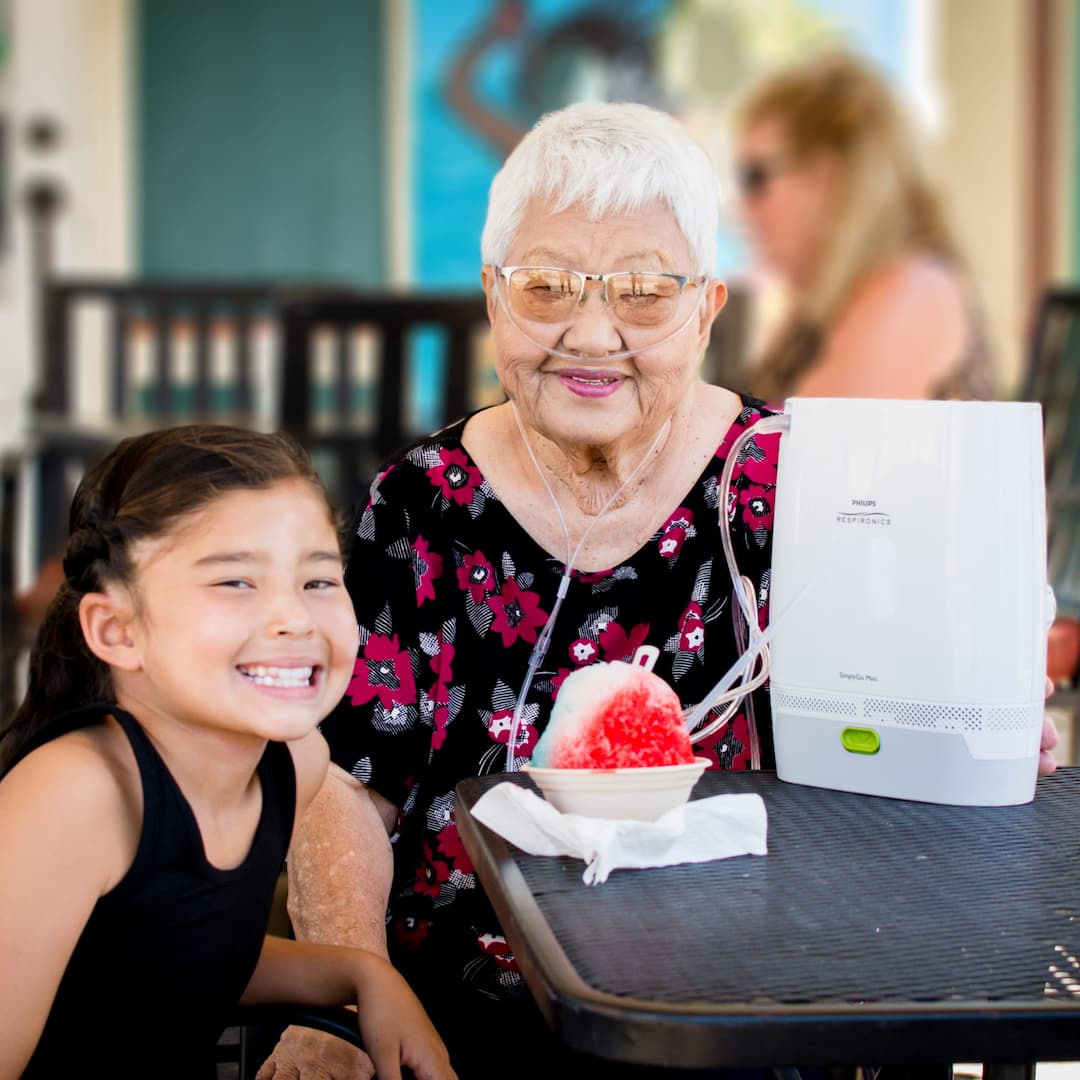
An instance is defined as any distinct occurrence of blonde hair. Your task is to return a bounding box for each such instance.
[737,52,965,399]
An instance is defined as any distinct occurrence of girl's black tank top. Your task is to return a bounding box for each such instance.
[22,704,296,1078]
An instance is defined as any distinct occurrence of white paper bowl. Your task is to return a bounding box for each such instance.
[521,758,710,821]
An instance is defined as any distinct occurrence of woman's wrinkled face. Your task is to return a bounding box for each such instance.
[482,200,725,449]
[736,118,838,286]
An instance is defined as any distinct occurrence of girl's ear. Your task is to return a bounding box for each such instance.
[78,590,142,672]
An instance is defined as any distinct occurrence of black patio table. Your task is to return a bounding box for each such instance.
[455,768,1080,1079]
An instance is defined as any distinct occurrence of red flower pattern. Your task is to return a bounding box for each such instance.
[599,621,650,662]
[740,437,781,485]
[457,550,496,603]
[392,913,431,948]
[487,709,538,757]
[551,668,572,700]
[477,933,520,973]
[347,634,416,710]
[740,484,774,531]
[680,602,705,651]
[426,448,482,505]
[414,841,451,898]
[658,526,687,558]
[486,578,549,647]
[680,601,703,626]
[658,507,693,559]
[569,638,599,665]
[694,712,752,771]
[428,640,454,749]
[662,507,694,532]
[413,536,443,606]
[434,821,473,873]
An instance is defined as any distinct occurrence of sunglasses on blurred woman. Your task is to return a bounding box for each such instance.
[735,153,793,198]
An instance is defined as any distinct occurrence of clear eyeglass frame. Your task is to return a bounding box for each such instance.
[493,265,707,328]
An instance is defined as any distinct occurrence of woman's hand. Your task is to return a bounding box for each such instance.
[257,1025,374,1079]
[242,936,452,1079]
[1040,676,1060,777]
[352,956,456,1080]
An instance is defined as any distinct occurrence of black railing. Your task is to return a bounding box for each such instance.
[29,279,494,561]
[278,291,491,511]
[38,279,290,422]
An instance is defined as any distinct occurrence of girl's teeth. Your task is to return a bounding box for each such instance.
[240,665,313,688]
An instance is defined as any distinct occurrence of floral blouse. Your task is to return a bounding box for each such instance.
[320,396,780,1001]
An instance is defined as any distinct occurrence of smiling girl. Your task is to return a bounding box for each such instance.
[0,426,455,1080]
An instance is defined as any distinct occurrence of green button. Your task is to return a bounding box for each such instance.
[841,727,881,755]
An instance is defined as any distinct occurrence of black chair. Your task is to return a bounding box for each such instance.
[1023,288,1080,495]
[278,291,491,511]
[1023,289,1080,749]
[1024,290,1080,628]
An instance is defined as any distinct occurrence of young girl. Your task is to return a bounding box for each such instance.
[0,426,456,1080]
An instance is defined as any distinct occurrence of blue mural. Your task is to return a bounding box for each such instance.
[412,0,921,286]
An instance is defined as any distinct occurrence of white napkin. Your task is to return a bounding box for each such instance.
[469,783,768,885]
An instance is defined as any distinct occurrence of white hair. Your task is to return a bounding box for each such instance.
[480,101,719,275]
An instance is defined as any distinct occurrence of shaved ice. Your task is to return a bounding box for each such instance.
[532,661,694,769]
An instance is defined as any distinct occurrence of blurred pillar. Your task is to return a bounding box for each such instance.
[23,175,64,410]
[1027,0,1054,321]
[23,173,68,564]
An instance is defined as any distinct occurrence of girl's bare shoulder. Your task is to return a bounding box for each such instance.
[0,720,141,890]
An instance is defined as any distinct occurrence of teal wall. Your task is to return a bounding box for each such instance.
[137,0,383,282]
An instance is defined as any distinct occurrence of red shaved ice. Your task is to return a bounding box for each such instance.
[532,661,694,769]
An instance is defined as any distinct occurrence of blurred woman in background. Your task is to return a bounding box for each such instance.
[734,51,995,403]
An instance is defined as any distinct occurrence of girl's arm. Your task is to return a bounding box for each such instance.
[0,738,133,1078]
[239,936,455,1080]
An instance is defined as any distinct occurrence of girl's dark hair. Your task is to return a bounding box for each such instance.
[1,425,334,775]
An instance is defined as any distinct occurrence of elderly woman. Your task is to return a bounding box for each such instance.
[265,102,1055,1080]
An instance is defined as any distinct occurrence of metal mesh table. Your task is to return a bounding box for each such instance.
[455,769,1080,1071]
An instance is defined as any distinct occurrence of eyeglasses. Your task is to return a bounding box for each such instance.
[735,153,792,198]
[494,266,706,330]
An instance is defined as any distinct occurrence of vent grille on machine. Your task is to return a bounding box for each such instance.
[772,692,1041,733]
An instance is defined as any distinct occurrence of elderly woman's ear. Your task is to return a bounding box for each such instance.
[481,265,499,326]
[699,279,729,344]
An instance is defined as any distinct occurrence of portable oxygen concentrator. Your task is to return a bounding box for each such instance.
[768,398,1049,806]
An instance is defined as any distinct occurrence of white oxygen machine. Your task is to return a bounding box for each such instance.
[768,398,1049,806]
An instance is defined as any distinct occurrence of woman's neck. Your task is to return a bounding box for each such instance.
[514,390,695,519]
[528,432,666,517]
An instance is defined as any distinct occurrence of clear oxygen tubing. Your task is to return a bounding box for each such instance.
[492,274,705,365]
[503,402,673,771]
[684,412,791,763]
